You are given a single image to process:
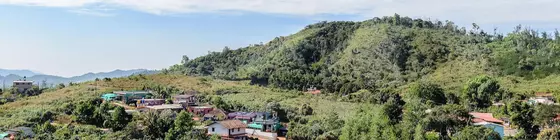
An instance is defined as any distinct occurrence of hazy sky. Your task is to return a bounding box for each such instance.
[0,0,559,77]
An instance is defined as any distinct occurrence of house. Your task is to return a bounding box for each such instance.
[136,99,166,108]
[101,93,118,101]
[188,105,214,116]
[247,112,281,132]
[1,127,34,140]
[228,112,258,124]
[470,112,505,138]
[535,92,554,99]
[173,94,197,106]
[527,97,555,105]
[246,112,281,139]
[306,87,321,95]
[114,91,153,104]
[203,109,227,121]
[469,112,504,125]
[146,104,184,112]
[12,79,33,93]
[0,133,12,140]
[207,120,248,140]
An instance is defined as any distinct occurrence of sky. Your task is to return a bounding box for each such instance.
[0,0,559,77]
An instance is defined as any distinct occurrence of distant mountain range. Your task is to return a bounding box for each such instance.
[0,69,159,87]
[0,69,43,77]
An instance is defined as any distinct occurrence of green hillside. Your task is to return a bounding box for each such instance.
[172,14,560,96]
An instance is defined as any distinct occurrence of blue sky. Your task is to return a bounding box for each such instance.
[0,0,558,77]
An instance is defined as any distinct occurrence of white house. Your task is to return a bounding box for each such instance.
[12,80,33,93]
[207,120,248,140]
[528,97,555,105]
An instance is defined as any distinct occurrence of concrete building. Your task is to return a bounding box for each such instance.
[173,94,197,106]
[12,80,33,93]
[207,120,248,140]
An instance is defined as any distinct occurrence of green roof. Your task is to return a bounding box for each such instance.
[0,133,9,138]
[102,93,117,98]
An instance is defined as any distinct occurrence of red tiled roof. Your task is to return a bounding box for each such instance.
[553,114,560,121]
[469,112,504,124]
[535,92,553,97]
[307,90,321,95]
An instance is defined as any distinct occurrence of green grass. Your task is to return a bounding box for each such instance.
[0,74,359,129]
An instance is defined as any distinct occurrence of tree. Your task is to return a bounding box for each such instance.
[537,128,560,140]
[299,103,313,116]
[508,101,540,139]
[165,111,199,140]
[533,104,559,128]
[72,101,96,124]
[34,121,56,135]
[406,82,447,106]
[212,96,229,111]
[56,83,66,89]
[142,110,176,139]
[95,102,112,127]
[424,104,469,138]
[451,126,500,140]
[181,55,190,65]
[110,106,131,131]
[462,75,500,108]
[381,95,404,124]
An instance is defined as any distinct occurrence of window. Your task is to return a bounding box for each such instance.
[211,127,215,132]
[230,129,233,133]
[238,128,240,131]
[15,83,19,85]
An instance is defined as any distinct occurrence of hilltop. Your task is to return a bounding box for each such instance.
[170,14,560,96]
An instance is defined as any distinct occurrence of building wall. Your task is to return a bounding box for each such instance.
[208,124,246,137]
[13,82,33,92]
[246,128,277,139]
[208,124,229,136]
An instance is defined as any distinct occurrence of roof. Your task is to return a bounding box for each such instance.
[174,94,195,98]
[209,120,247,129]
[535,92,553,97]
[114,91,151,95]
[0,133,8,138]
[7,127,34,137]
[230,112,258,119]
[204,109,227,118]
[553,114,560,121]
[469,112,504,124]
[13,81,33,83]
[102,93,117,98]
[146,104,183,110]
[191,105,213,109]
[141,99,166,101]
[306,90,321,95]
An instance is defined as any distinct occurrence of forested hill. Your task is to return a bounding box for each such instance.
[169,14,560,95]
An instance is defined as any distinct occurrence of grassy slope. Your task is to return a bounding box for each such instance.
[421,58,560,96]
[0,74,358,129]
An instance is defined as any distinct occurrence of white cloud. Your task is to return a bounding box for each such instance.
[0,0,559,23]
